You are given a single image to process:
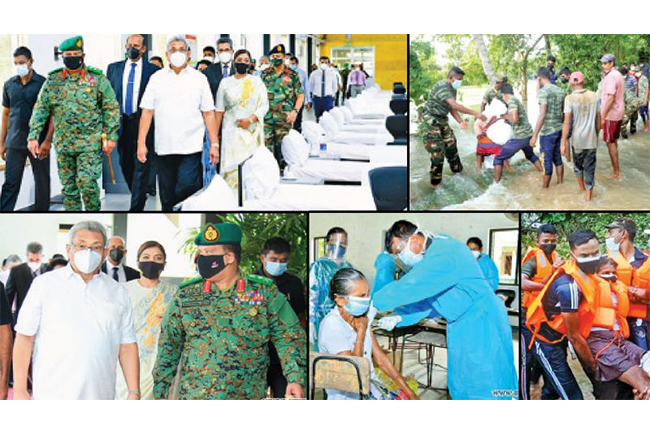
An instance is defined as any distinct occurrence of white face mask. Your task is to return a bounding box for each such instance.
[204,56,215,63]
[398,236,424,267]
[320,63,329,71]
[16,64,30,78]
[471,250,481,259]
[219,52,232,64]
[170,52,187,68]
[606,236,621,253]
[73,249,103,274]
[260,64,269,71]
[28,261,41,271]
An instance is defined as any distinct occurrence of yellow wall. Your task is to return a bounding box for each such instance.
[319,34,407,90]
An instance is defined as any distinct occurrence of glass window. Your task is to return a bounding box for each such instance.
[489,228,519,286]
[331,46,375,76]
[313,237,327,261]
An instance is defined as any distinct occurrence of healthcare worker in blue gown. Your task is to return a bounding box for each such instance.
[373,220,518,400]
[309,227,355,350]
[466,237,500,292]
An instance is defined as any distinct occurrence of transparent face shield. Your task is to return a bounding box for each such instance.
[327,237,347,260]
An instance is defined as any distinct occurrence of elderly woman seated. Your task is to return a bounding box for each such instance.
[318,268,419,400]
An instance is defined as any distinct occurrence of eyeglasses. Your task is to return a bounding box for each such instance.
[71,243,104,254]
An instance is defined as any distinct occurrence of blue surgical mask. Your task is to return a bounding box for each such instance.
[344,296,370,317]
[16,64,30,78]
[398,237,424,267]
[290,64,297,71]
[265,261,287,277]
[328,244,346,259]
[452,79,462,90]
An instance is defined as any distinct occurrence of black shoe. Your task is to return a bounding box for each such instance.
[148,190,157,197]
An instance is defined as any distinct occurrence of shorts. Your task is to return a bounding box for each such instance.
[539,131,563,175]
[602,119,622,143]
[587,330,647,382]
[640,104,648,121]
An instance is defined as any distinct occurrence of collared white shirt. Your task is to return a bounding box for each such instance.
[122,58,143,114]
[140,67,215,156]
[309,68,338,98]
[15,264,136,400]
[105,261,127,284]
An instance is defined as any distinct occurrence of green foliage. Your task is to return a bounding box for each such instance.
[548,34,650,91]
[179,213,307,284]
[522,213,650,258]
[409,36,442,105]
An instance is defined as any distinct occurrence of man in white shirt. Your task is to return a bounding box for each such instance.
[307,56,338,121]
[137,35,219,211]
[103,236,140,283]
[12,220,140,400]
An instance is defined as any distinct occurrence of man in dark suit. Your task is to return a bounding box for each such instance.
[101,236,140,283]
[201,37,235,186]
[5,242,48,325]
[107,34,160,211]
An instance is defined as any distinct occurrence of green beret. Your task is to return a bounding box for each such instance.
[269,44,286,55]
[194,223,242,246]
[60,36,84,52]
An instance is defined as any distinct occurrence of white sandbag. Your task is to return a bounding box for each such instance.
[485,99,508,119]
[330,107,346,125]
[319,112,340,139]
[281,130,310,167]
[486,119,513,145]
[341,106,354,122]
[244,145,280,200]
[182,175,237,210]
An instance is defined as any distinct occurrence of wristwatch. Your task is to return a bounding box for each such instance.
[211,142,220,148]
[129,390,141,396]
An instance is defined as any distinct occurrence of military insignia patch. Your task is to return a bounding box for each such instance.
[203,225,219,242]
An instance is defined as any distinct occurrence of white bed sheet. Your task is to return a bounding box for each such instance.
[242,183,376,210]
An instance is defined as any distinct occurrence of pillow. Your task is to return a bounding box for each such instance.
[319,112,340,139]
[330,107,346,125]
[182,175,237,210]
[281,129,310,167]
[244,145,280,200]
[341,106,354,122]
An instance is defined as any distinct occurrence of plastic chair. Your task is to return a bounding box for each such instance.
[368,166,407,210]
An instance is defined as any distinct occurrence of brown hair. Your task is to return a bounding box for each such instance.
[137,241,167,261]
[234,49,252,63]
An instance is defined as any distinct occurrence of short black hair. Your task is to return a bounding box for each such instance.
[466,237,483,249]
[26,242,43,255]
[568,229,598,250]
[51,253,65,261]
[598,256,617,270]
[387,220,418,242]
[448,66,465,78]
[203,46,216,55]
[326,227,348,243]
[216,37,234,50]
[150,56,164,66]
[290,56,299,64]
[319,56,330,63]
[13,46,32,61]
[47,257,68,271]
[547,55,556,62]
[536,67,551,80]
[537,224,557,237]
[222,243,242,264]
[559,66,571,76]
[262,237,291,255]
[620,67,629,75]
[501,83,514,95]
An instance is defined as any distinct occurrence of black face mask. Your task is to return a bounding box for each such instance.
[63,56,83,70]
[127,47,141,61]
[560,77,568,84]
[110,248,124,263]
[540,243,557,257]
[574,256,600,275]
[234,62,249,74]
[198,254,227,279]
[138,261,165,279]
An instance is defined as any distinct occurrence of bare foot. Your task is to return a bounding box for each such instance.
[585,190,592,201]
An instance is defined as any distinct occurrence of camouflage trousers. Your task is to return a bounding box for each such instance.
[57,150,103,211]
[622,108,639,137]
[264,121,292,173]
[421,115,463,186]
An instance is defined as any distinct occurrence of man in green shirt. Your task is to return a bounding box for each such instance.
[493,83,542,182]
[421,66,486,189]
[480,73,507,112]
[531,67,565,188]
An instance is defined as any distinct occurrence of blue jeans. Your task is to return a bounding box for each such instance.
[540,130,563,175]
[494,137,539,166]
[628,318,649,350]
[202,130,217,187]
[531,338,583,400]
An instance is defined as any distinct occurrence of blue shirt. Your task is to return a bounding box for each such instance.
[539,273,582,342]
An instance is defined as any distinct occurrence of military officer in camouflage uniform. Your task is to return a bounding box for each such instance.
[261,44,304,173]
[480,73,507,112]
[28,36,120,211]
[421,66,486,189]
[152,222,306,400]
[622,87,640,139]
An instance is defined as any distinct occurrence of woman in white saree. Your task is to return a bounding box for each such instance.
[214,49,269,190]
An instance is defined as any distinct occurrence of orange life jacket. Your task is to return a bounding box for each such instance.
[591,279,630,339]
[607,248,650,319]
[525,259,600,348]
[521,247,559,309]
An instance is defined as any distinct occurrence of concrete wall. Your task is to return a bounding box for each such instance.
[309,212,519,287]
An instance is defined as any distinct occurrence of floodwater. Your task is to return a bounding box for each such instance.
[410,82,650,210]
